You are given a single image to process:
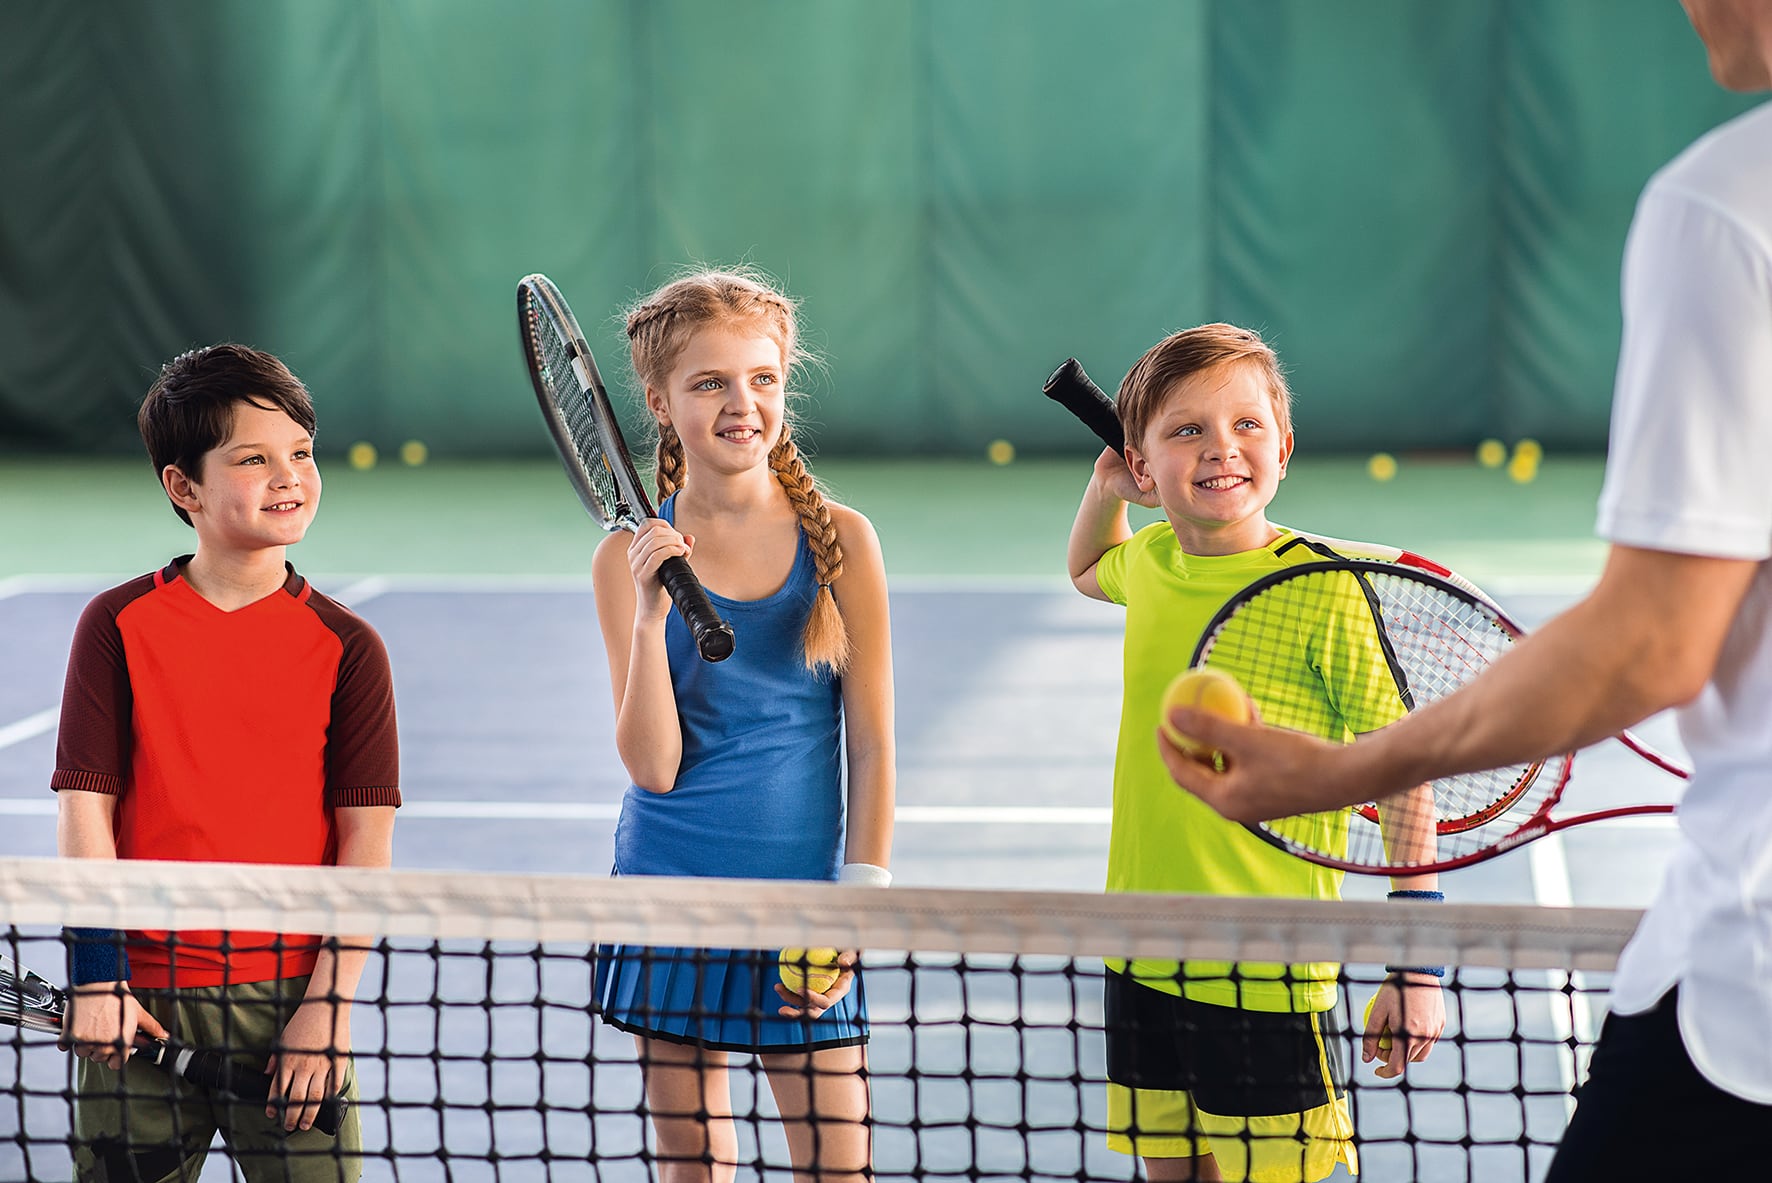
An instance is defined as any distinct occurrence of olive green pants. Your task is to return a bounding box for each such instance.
[72,977,360,1183]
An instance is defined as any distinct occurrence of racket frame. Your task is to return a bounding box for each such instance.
[519,273,735,662]
[1191,558,1679,875]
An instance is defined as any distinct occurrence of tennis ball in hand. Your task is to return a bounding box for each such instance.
[1158,668,1252,767]
[779,948,842,996]
[1362,991,1401,1079]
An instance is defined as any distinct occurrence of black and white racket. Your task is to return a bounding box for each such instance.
[519,273,735,662]
[0,953,346,1136]
[1042,356,1688,873]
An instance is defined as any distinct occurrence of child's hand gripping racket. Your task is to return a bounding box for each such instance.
[0,954,347,1136]
[519,273,735,662]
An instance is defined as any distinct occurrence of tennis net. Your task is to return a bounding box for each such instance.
[0,856,1638,1182]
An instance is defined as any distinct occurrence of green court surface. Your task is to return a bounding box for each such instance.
[0,454,1607,588]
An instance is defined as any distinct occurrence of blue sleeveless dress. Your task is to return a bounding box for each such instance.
[594,495,867,1051]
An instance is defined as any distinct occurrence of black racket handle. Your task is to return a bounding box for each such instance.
[154,1040,346,1137]
[659,556,736,662]
[1042,357,1125,453]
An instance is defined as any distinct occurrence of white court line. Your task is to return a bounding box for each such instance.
[0,799,1120,823]
[1528,833,1594,1110]
[0,709,58,752]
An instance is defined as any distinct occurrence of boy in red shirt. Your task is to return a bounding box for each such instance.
[53,344,400,1182]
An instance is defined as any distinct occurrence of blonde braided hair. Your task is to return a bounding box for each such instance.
[626,269,849,675]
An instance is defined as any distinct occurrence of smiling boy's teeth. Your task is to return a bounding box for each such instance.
[1198,476,1243,490]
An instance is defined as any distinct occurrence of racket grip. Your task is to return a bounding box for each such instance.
[1042,358,1125,453]
[658,556,736,662]
[162,1042,346,1137]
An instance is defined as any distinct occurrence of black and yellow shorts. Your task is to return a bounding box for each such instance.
[1104,970,1355,1183]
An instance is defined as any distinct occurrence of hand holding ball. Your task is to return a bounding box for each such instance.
[778,947,842,997]
[1158,668,1253,770]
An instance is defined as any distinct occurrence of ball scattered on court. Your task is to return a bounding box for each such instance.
[1507,453,1539,484]
[400,440,429,467]
[1366,452,1398,482]
[779,947,842,996]
[1476,439,1506,468]
[347,441,378,471]
[1513,438,1543,464]
[1158,667,1253,768]
[987,439,1016,466]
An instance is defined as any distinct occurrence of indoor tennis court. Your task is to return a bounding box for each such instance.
[4,1,1761,1179]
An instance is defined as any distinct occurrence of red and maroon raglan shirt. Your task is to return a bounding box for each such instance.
[51,560,402,988]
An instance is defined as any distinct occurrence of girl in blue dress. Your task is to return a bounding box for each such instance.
[590,269,896,1183]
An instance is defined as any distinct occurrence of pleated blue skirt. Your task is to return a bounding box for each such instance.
[594,944,869,1053]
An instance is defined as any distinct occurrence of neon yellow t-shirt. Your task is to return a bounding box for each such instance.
[1094,524,1410,1012]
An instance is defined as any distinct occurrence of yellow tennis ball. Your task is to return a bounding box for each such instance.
[347,441,377,471]
[1366,452,1398,482]
[987,439,1016,466]
[1513,438,1543,463]
[778,948,842,996]
[1507,453,1539,484]
[399,440,429,467]
[1475,438,1506,468]
[1362,991,1394,1054]
[1158,667,1252,766]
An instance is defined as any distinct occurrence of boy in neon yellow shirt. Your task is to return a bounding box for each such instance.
[1067,324,1444,1182]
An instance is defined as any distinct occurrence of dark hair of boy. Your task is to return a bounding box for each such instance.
[137,344,317,526]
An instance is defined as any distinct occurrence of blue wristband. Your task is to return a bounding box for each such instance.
[1385,890,1446,978]
[65,928,130,986]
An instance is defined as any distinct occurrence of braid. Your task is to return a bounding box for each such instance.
[771,427,849,676]
[654,423,686,501]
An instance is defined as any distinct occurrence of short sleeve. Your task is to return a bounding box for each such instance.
[312,601,401,809]
[1094,536,1134,606]
[50,593,134,796]
[1597,184,1772,560]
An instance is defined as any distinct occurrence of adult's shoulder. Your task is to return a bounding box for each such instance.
[1643,102,1772,240]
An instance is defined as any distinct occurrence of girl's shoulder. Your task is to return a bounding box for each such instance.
[825,500,882,551]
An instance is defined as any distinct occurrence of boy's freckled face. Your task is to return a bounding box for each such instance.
[1128,363,1293,555]
[185,402,321,551]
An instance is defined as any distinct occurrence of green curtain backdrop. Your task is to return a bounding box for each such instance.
[0,0,1755,457]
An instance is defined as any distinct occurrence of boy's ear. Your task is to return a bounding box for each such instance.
[1278,429,1295,478]
[162,465,202,515]
[1125,446,1157,493]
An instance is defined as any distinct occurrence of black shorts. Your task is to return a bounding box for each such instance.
[1545,987,1772,1182]
[1104,969,1350,1118]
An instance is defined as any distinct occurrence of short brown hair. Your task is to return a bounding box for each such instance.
[1116,324,1292,453]
[138,344,316,526]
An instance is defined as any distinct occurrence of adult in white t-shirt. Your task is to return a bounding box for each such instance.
[1155,1,1772,1176]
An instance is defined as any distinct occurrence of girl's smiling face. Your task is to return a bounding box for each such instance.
[648,325,787,479]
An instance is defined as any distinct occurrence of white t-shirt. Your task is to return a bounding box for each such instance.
[1596,100,1772,1103]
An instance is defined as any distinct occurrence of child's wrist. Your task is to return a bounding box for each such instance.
[838,863,892,888]
[1384,890,1446,978]
[65,928,130,986]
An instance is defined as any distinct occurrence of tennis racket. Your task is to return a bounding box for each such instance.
[1188,558,1685,874]
[0,953,346,1136]
[519,273,735,663]
[1041,355,1688,873]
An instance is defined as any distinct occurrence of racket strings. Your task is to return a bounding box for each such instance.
[1199,566,1562,870]
[523,301,627,529]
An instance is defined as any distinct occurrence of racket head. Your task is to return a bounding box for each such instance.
[518,273,657,533]
[1189,559,1569,874]
[0,954,67,1033]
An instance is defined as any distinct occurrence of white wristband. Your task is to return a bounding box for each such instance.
[838,862,892,888]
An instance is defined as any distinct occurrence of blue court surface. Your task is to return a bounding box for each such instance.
[0,575,1684,1183]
